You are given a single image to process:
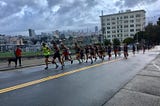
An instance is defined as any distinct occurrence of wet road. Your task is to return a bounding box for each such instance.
[0,49,159,106]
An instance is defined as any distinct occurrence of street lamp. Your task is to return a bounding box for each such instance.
[101,10,105,46]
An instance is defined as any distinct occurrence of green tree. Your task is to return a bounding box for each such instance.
[113,38,120,46]
[157,17,160,26]
[123,37,134,44]
[104,39,111,46]
[134,31,145,42]
[145,23,158,43]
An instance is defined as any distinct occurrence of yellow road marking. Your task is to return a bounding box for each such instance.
[0,58,122,94]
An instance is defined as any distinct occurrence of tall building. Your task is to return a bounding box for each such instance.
[95,26,98,33]
[100,10,146,42]
[28,29,36,37]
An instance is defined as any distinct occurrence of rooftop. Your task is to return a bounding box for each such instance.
[100,10,145,17]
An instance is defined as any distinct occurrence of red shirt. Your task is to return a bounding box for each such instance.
[16,48,22,56]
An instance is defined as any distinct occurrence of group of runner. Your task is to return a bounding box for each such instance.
[42,42,146,70]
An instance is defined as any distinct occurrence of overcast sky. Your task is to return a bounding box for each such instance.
[0,0,160,36]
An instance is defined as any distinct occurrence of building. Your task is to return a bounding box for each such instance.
[28,29,36,37]
[100,10,146,42]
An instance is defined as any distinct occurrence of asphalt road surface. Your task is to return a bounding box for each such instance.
[0,49,159,106]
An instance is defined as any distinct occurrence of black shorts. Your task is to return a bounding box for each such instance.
[44,55,49,58]
[85,51,89,54]
[90,52,94,55]
[53,52,61,59]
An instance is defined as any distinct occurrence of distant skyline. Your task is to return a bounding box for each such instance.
[0,0,160,36]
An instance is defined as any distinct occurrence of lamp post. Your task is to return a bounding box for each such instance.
[101,10,105,46]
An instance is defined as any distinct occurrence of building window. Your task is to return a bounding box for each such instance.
[107,35,111,38]
[136,24,141,27]
[130,29,134,32]
[124,20,128,23]
[112,26,116,29]
[102,23,105,26]
[124,29,128,32]
[107,23,110,25]
[107,18,110,21]
[112,22,116,25]
[124,34,128,37]
[124,16,128,19]
[112,30,116,33]
[130,20,134,23]
[130,15,134,18]
[124,25,128,28]
[112,35,116,37]
[112,17,116,20]
[130,34,134,36]
[117,17,119,20]
[130,24,134,27]
[107,27,110,29]
[107,31,110,34]
[136,19,141,22]
[136,29,141,31]
[136,14,141,17]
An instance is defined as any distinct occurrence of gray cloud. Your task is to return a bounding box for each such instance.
[115,0,158,8]
[0,0,159,35]
[0,0,100,34]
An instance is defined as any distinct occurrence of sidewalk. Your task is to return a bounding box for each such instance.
[104,54,160,106]
[0,58,45,71]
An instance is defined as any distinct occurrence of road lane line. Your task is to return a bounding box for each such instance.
[152,62,160,71]
[0,58,122,94]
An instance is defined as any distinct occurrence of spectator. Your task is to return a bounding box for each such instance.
[15,45,22,66]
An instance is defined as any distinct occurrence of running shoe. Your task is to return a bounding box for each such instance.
[55,65,59,69]
[44,67,48,70]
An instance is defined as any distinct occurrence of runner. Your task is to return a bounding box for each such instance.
[94,45,98,62]
[80,46,85,62]
[142,44,145,54]
[74,43,81,64]
[118,45,121,57]
[61,43,73,64]
[85,45,90,63]
[136,44,139,53]
[107,44,112,60]
[123,44,128,59]
[42,43,51,70]
[89,45,95,64]
[113,45,118,58]
[52,43,64,70]
[132,44,136,55]
[98,45,105,61]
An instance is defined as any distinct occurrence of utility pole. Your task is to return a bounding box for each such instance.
[101,10,104,46]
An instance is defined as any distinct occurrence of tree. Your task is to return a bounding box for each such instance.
[157,17,160,26]
[123,37,134,44]
[134,31,145,42]
[134,17,160,45]
[104,39,111,46]
[113,38,120,46]
[145,23,158,44]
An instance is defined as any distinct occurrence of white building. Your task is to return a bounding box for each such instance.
[100,10,146,42]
